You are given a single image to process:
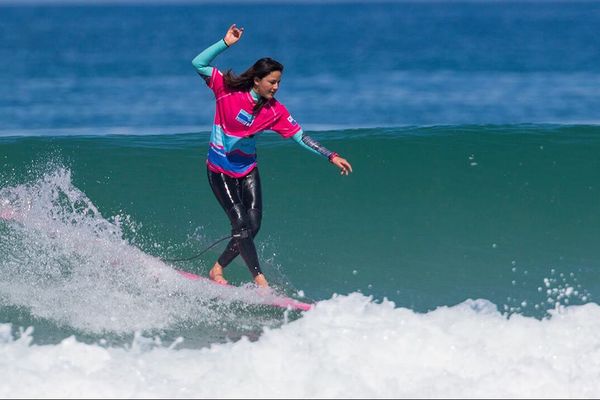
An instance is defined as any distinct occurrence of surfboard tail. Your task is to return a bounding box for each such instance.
[174,269,202,280]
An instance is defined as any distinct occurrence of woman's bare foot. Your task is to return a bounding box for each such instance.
[254,273,269,288]
[209,262,228,285]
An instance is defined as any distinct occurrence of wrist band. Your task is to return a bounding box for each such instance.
[328,152,339,162]
[223,38,230,47]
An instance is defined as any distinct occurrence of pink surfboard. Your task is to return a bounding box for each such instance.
[1,205,313,311]
[175,269,313,312]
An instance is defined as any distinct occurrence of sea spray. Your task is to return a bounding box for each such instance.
[0,167,293,343]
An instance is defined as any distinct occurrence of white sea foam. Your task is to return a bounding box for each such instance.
[0,167,294,335]
[1,294,600,398]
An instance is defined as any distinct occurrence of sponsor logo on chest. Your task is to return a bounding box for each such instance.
[235,109,255,127]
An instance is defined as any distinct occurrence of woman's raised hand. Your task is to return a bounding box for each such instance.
[224,24,244,46]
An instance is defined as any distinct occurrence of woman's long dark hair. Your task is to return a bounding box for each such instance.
[223,57,284,115]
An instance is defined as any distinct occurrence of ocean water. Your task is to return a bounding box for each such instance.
[2,1,600,398]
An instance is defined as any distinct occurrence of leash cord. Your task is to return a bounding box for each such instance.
[161,235,232,262]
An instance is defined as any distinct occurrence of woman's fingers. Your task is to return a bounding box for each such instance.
[225,24,244,45]
[333,157,352,175]
[232,26,244,37]
[342,159,353,173]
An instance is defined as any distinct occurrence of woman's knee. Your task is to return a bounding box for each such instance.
[247,208,262,237]
[227,204,261,237]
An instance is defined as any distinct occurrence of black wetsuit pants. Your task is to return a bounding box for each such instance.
[207,166,263,278]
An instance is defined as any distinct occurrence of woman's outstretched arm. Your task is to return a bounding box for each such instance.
[292,130,353,175]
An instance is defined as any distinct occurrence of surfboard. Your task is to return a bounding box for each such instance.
[0,205,313,312]
[173,268,313,312]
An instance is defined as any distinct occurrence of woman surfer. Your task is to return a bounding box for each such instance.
[192,24,352,288]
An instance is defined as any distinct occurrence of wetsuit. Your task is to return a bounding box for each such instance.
[193,38,338,278]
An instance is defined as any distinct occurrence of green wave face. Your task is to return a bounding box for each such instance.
[0,125,598,340]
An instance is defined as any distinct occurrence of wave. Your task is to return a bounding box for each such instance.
[0,125,598,336]
[0,154,598,397]
[2,294,600,398]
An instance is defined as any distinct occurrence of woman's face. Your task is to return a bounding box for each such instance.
[253,71,282,100]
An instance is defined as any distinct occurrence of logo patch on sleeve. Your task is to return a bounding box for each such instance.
[236,109,254,126]
[287,115,298,126]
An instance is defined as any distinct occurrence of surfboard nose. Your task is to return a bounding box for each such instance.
[0,207,16,221]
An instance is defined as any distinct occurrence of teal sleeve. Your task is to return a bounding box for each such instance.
[191,39,229,77]
[292,130,337,160]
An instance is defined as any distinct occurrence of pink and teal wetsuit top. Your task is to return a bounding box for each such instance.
[193,39,337,178]
[206,67,301,177]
